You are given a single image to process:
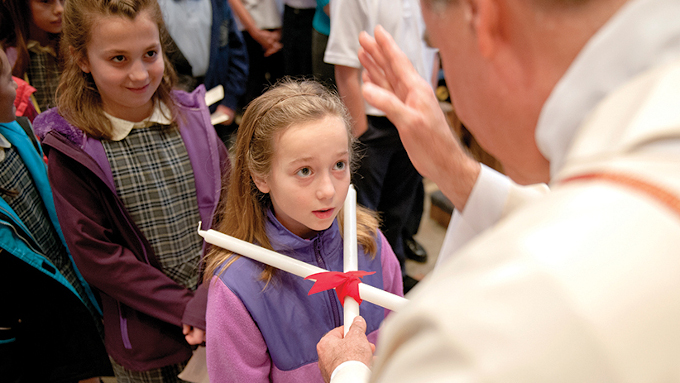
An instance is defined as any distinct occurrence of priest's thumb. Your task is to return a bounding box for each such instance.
[345,316,368,338]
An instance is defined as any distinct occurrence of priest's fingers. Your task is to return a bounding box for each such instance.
[326,324,346,341]
[362,77,443,142]
[345,315,368,337]
[362,82,409,126]
[317,316,373,383]
[368,25,420,100]
[358,35,391,92]
[362,79,460,187]
[359,29,402,97]
[359,48,391,92]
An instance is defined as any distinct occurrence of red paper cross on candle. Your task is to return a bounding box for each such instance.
[305,271,376,306]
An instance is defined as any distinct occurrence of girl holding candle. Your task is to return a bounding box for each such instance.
[31,0,230,380]
[202,79,403,382]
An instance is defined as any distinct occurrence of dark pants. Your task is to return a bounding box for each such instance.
[282,5,315,78]
[0,251,112,382]
[353,116,423,274]
[404,179,425,239]
[240,30,285,110]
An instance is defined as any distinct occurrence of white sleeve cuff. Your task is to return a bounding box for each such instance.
[435,165,511,268]
[330,360,371,383]
[462,164,513,232]
[435,165,550,269]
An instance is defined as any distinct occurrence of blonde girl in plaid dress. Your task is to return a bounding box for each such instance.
[31,0,231,381]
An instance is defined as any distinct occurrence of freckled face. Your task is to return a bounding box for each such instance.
[78,10,164,122]
[253,115,351,239]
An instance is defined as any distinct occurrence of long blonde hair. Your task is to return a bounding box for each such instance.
[203,79,380,285]
[56,0,177,139]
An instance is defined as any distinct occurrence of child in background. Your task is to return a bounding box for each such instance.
[202,80,402,382]
[32,0,230,381]
[0,48,111,383]
[0,0,63,112]
[227,0,284,110]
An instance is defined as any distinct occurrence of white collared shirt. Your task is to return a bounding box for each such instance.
[105,103,172,141]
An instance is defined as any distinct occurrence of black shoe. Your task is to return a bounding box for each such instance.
[403,275,419,294]
[404,237,427,263]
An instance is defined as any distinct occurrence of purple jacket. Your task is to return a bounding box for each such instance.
[33,86,230,371]
[206,210,403,382]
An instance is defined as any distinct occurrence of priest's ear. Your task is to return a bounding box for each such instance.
[463,0,501,59]
[468,0,536,91]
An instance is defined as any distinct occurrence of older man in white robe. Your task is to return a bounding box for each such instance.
[316,0,680,381]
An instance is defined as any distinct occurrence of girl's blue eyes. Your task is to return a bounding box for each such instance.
[296,162,347,177]
[110,51,157,63]
[297,168,312,177]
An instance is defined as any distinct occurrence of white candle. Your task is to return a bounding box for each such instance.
[198,224,408,312]
[343,185,359,335]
